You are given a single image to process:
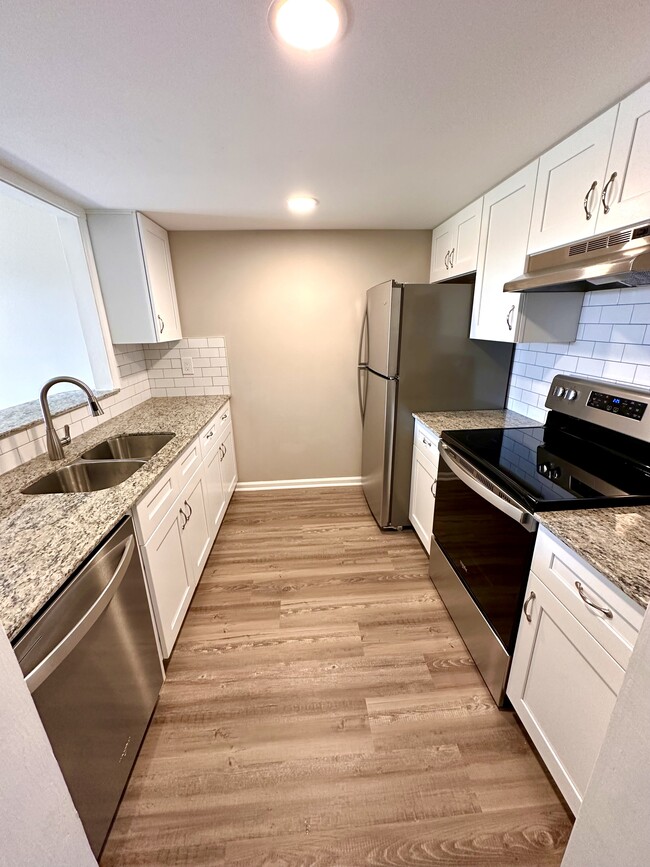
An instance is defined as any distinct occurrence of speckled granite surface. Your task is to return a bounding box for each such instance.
[413,408,537,437]
[537,508,650,610]
[0,396,229,641]
[0,388,119,438]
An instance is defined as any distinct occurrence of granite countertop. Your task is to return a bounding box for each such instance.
[0,396,229,641]
[413,408,538,437]
[537,508,650,610]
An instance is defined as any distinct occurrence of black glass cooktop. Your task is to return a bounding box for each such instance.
[441,412,650,511]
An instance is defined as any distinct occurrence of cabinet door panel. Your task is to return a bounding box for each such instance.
[180,474,211,587]
[471,162,537,342]
[528,107,618,254]
[450,198,482,276]
[507,572,624,814]
[204,442,227,539]
[142,507,192,658]
[137,213,182,341]
[409,448,436,553]
[597,81,650,232]
[219,428,238,503]
[429,221,453,283]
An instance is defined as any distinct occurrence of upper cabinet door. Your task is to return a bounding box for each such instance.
[137,214,182,342]
[429,219,454,282]
[470,162,538,342]
[527,107,618,254]
[597,81,650,233]
[449,197,483,277]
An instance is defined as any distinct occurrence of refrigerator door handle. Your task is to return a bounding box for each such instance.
[357,307,369,419]
[357,365,368,420]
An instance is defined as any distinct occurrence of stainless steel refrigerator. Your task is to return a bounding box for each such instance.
[358,280,513,529]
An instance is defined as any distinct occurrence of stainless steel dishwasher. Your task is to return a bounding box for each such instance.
[13,516,163,857]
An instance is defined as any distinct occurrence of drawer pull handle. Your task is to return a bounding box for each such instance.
[430,481,436,495]
[184,499,193,520]
[422,438,432,447]
[523,590,536,622]
[221,413,228,420]
[575,581,613,618]
[206,431,214,439]
[179,507,188,530]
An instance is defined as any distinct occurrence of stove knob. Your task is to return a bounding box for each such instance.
[551,467,561,480]
[553,386,566,398]
[565,389,578,401]
[538,463,549,474]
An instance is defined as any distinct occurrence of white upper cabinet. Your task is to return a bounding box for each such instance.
[87,211,182,344]
[471,162,538,342]
[429,197,483,282]
[597,81,650,232]
[527,107,618,254]
[470,161,582,344]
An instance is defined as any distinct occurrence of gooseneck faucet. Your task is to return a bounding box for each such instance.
[40,377,104,460]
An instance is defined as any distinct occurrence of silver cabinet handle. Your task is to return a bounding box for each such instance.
[184,499,193,520]
[523,590,536,623]
[221,412,228,420]
[449,247,455,268]
[430,481,437,496]
[206,431,214,439]
[422,438,432,447]
[24,537,135,693]
[158,314,165,334]
[179,507,188,530]
[584,180,597,220]
[506,304,515,331]
[444,250,450,270]
[601,171,617,215]
[219,444,225,460]
[575,581,613,618]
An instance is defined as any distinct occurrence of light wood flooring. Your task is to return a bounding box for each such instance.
[101,487,572,866]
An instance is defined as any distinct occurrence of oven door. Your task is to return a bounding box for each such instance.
[433,442,537,653]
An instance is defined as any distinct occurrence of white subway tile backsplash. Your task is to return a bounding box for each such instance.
[507,286,650,421]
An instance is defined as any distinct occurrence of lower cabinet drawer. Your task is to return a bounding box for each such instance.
[531,526,643,669]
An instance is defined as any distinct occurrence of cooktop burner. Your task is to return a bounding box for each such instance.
[441,375,650,512]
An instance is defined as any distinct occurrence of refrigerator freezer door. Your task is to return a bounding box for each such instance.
[367,280,402,377]
[362,371,398,528]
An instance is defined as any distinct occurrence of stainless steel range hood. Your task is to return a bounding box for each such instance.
[505,222,650,293]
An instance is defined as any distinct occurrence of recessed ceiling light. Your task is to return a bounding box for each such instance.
[269,0,345,52]
[287,195,319,214]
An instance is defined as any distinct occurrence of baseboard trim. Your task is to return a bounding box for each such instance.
[236,476,362,492]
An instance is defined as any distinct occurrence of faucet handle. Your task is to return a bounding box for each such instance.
[61,424,72,446]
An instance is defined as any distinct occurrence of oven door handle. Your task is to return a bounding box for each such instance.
[439,443,536,532]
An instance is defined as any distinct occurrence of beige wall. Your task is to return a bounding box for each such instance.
[169,231,431,483]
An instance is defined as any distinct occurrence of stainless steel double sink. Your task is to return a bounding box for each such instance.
[22,433,175,495]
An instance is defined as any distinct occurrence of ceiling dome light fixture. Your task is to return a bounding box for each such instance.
[287,195,319,214]
[269,0,346,52]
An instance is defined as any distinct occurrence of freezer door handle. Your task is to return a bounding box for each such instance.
[357,307,369,419]
[23,536,135,693]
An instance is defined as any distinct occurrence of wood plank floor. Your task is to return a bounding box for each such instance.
[101,487,572,867]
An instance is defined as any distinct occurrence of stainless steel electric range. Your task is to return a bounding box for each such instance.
[429,374,650,706]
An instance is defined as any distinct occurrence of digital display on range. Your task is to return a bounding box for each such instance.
[587,391,647,420]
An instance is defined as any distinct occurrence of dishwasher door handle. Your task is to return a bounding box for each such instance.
[24,536,135,694]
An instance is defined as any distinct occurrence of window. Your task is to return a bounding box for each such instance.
[0,174,116,424]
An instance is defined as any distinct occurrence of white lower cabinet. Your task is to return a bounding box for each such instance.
[141,503,192,658]
[507,527,643,814]
[409,422,440,552]
[134,401,238,658]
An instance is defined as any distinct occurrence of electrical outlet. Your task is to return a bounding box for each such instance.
[181,357,194,376]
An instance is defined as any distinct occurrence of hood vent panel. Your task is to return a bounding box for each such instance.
[505,221,650,293]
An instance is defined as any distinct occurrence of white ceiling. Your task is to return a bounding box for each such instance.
[1,0,650,230]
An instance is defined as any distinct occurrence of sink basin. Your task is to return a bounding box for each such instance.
[80,433,175,461]
[21,459,145,495]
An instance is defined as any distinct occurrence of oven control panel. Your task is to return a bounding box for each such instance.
[545,375,650,442]
[586,391,647,420]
